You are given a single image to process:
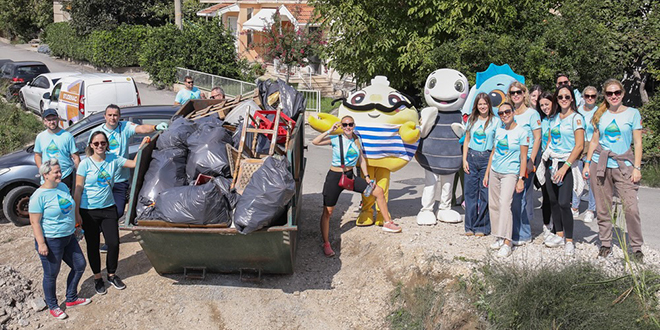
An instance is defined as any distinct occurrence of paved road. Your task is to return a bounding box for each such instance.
[0,42,176,105]
[3,41,658,254]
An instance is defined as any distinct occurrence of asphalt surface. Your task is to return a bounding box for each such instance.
[2,41,659,253]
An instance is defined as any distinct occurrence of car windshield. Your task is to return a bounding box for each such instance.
[67,117,92,134]
[16,65,48,76]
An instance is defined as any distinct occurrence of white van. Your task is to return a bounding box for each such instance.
[43,73,141,127]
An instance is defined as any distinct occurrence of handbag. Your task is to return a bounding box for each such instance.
[337,136,355,190]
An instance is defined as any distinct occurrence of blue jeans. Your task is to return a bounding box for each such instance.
[35,234,86,309]
[464,149,491,234]
[571,160,596,211]
[512,167,533,242]
[112,181,130,218]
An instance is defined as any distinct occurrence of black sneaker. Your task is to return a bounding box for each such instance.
[633,251,644,264]
[94,278,107,295]
[107,275,126,290]
[100,244,108,253]
[597,246,612,259]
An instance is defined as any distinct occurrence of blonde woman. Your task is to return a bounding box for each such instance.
[583,79,644,262]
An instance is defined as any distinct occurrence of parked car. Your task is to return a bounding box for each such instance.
[0,105,178,226]
[43,73,141,127]
[18,72,80,114]
[0,59,13,70]
[0,61,50,101]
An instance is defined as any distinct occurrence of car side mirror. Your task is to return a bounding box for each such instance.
[42,92,50,99]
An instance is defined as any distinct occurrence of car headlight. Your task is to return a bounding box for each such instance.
[0,168,9,176]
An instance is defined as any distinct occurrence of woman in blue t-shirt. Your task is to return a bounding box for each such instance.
[312,115,401,257]
[509,82,541,246]
[462,93,501,236]
[541,86,584,256]
[571,86,599,222]
[74,131,148,295]
[583,79,645,262]
[536,92,556,238]
[484,101,528,258]
[29,158,90,320]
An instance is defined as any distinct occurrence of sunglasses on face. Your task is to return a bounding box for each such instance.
[342,122,355,127]
[185,81,194,84]
[509,90,523,96]
[497,109,513,116]
[557,95,572,101]
[557,80,569,85]
[605,90,622,97]
[92,141,107,147]
[584,94,597,99]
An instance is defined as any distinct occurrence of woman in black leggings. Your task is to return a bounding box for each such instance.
[536,92,555,238]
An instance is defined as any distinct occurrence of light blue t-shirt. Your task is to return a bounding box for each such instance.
[548,112,585,154]
[514,108,541,158]
[541,117,551,151]
[34,129,78,178]
[467,117,502,152]
[28,183,76,238]
[592,107,642,168]
[175,87,202,104]
[491,125,529,175]
[89,121,137,183]
[578,105,597,142]
[330,135,360,167]
[76,153,127,209]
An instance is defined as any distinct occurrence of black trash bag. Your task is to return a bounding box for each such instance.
[257,78,307,120]
[152,177,234,225]
[186,124,233,181]
[194,115,224,128]
[234,156,296,234]
[136,148,188,216]
[156,116,197,150]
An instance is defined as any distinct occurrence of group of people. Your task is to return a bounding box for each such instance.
[29,105,168,319]
[462,74,644,259]
[174,75,225,105]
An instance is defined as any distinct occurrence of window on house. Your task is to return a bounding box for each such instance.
[246,8,253,46]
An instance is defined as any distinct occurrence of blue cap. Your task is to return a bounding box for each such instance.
[42,108,58,118]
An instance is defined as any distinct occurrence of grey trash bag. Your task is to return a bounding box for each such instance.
[257,78,306,120]
[152,177,234,225]
[194,115,224,128]
[156,116,197,150]
[136,148,188,216]
[234,156,296,235]
[186,123,233,181]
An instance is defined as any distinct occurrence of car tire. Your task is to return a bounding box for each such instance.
[19,92,27,110]
[3,186,36,227]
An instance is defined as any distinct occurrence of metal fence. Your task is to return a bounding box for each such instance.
[176,67,321,112]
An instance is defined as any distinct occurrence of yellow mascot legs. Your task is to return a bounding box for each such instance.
[356,167,391,226]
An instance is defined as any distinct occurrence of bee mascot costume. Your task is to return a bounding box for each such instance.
[309,76,420,226]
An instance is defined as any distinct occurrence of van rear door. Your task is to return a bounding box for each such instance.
[114,80,139,107]
[86,79,138,115]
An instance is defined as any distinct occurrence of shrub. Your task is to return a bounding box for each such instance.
[0,102,43,155]
[641,89,660,160]
[88,25,149,68]
[43,22,90,62]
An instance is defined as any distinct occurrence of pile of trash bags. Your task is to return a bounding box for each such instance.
[135,79,302,234]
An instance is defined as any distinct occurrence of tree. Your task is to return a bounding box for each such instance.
[0,0,53,41]
[254,10,324,83]
[65,0,172,35]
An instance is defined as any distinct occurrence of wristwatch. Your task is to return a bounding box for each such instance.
[634,166,641,171]
[518,176,524,181]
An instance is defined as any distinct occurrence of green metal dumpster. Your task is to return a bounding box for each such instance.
[120,99,306,275]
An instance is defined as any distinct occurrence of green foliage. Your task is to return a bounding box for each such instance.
[43,22,90,61]
[66,0,171,35]
[0,102,43,155]
[641,90,660,160]
[475,262,658,329]
[0,0,53,41]
[388,281,443,330]
[641,160,660,188]
[88,25,149,67]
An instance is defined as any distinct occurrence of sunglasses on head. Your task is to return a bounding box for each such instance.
[92,141,107,147]
[509,90,523,96]
[342,122,355,127]
[584,94,597,99]
[497,109,513,116]
[605,90,622,97]
[557,95,572,101]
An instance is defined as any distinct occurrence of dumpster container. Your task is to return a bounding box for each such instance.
[121,99,306,275]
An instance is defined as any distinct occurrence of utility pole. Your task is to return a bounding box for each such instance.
[175,0,182,30]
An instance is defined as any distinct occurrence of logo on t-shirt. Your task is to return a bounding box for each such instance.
[537,119,541,126]
[473,125,486,145]
[57,195,73,215]
[551,125,561,145]
[46,140,60,158]
[108,135,120,151]
[496,135,509,156]
[346,146,358,165]
[97,170,112,187]
[577,119,582,126]
[604,119,621,143]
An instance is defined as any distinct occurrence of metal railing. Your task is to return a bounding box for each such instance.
[176,67,321,112]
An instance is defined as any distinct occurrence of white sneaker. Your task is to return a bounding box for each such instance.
[542,225,553,239]
[545,234,565,248]
[490,238,504,250]
[565,241,575,256]
[497,244,512,258]
[512,239,531,246]
[583,211,595,223]
[571,208,580,218]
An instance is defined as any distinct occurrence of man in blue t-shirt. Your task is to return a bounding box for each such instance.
[556,73,583,108]
[34,109,80,193]
[174,75,206,105]
[89,104,168,219]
